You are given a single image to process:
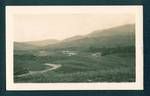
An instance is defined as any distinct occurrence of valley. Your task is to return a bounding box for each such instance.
[14,24,135,83]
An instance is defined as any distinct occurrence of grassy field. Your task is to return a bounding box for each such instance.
[14,47,135,83]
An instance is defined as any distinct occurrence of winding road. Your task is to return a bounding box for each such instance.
[15,63,61,77]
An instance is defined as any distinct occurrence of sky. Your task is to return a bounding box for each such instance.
[13,7,137,42]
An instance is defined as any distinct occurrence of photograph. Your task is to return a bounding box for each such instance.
[6,6,143,90]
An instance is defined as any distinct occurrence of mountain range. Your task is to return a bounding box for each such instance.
[14,24,135,51]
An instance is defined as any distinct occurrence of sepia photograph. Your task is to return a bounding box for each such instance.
[6,6,143,90]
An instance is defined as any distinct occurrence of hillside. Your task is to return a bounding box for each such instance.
[44,24,135,50]
[62,35,84,42]
[23,39,59,47]
[14,39,59,50]
[14,24,135,51]
[87,24,135,37]
[14,42,39,50]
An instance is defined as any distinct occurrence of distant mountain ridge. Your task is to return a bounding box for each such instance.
[44,24,135,50]
[14,39,59,50]
[23,39,59,47]
[86,24,135,37]
[14,42,38,50]
[62,35,84,42]
[14,24,135,51]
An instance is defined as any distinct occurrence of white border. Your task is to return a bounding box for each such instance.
[6,6,143,90]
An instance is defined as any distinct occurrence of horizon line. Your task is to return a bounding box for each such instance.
[14,23,135,43]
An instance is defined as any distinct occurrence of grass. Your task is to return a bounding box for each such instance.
[14,48,135,83]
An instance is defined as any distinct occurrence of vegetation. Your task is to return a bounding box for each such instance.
[14,24,136,83]
[14,46,135,82]
[88,46,135,56]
